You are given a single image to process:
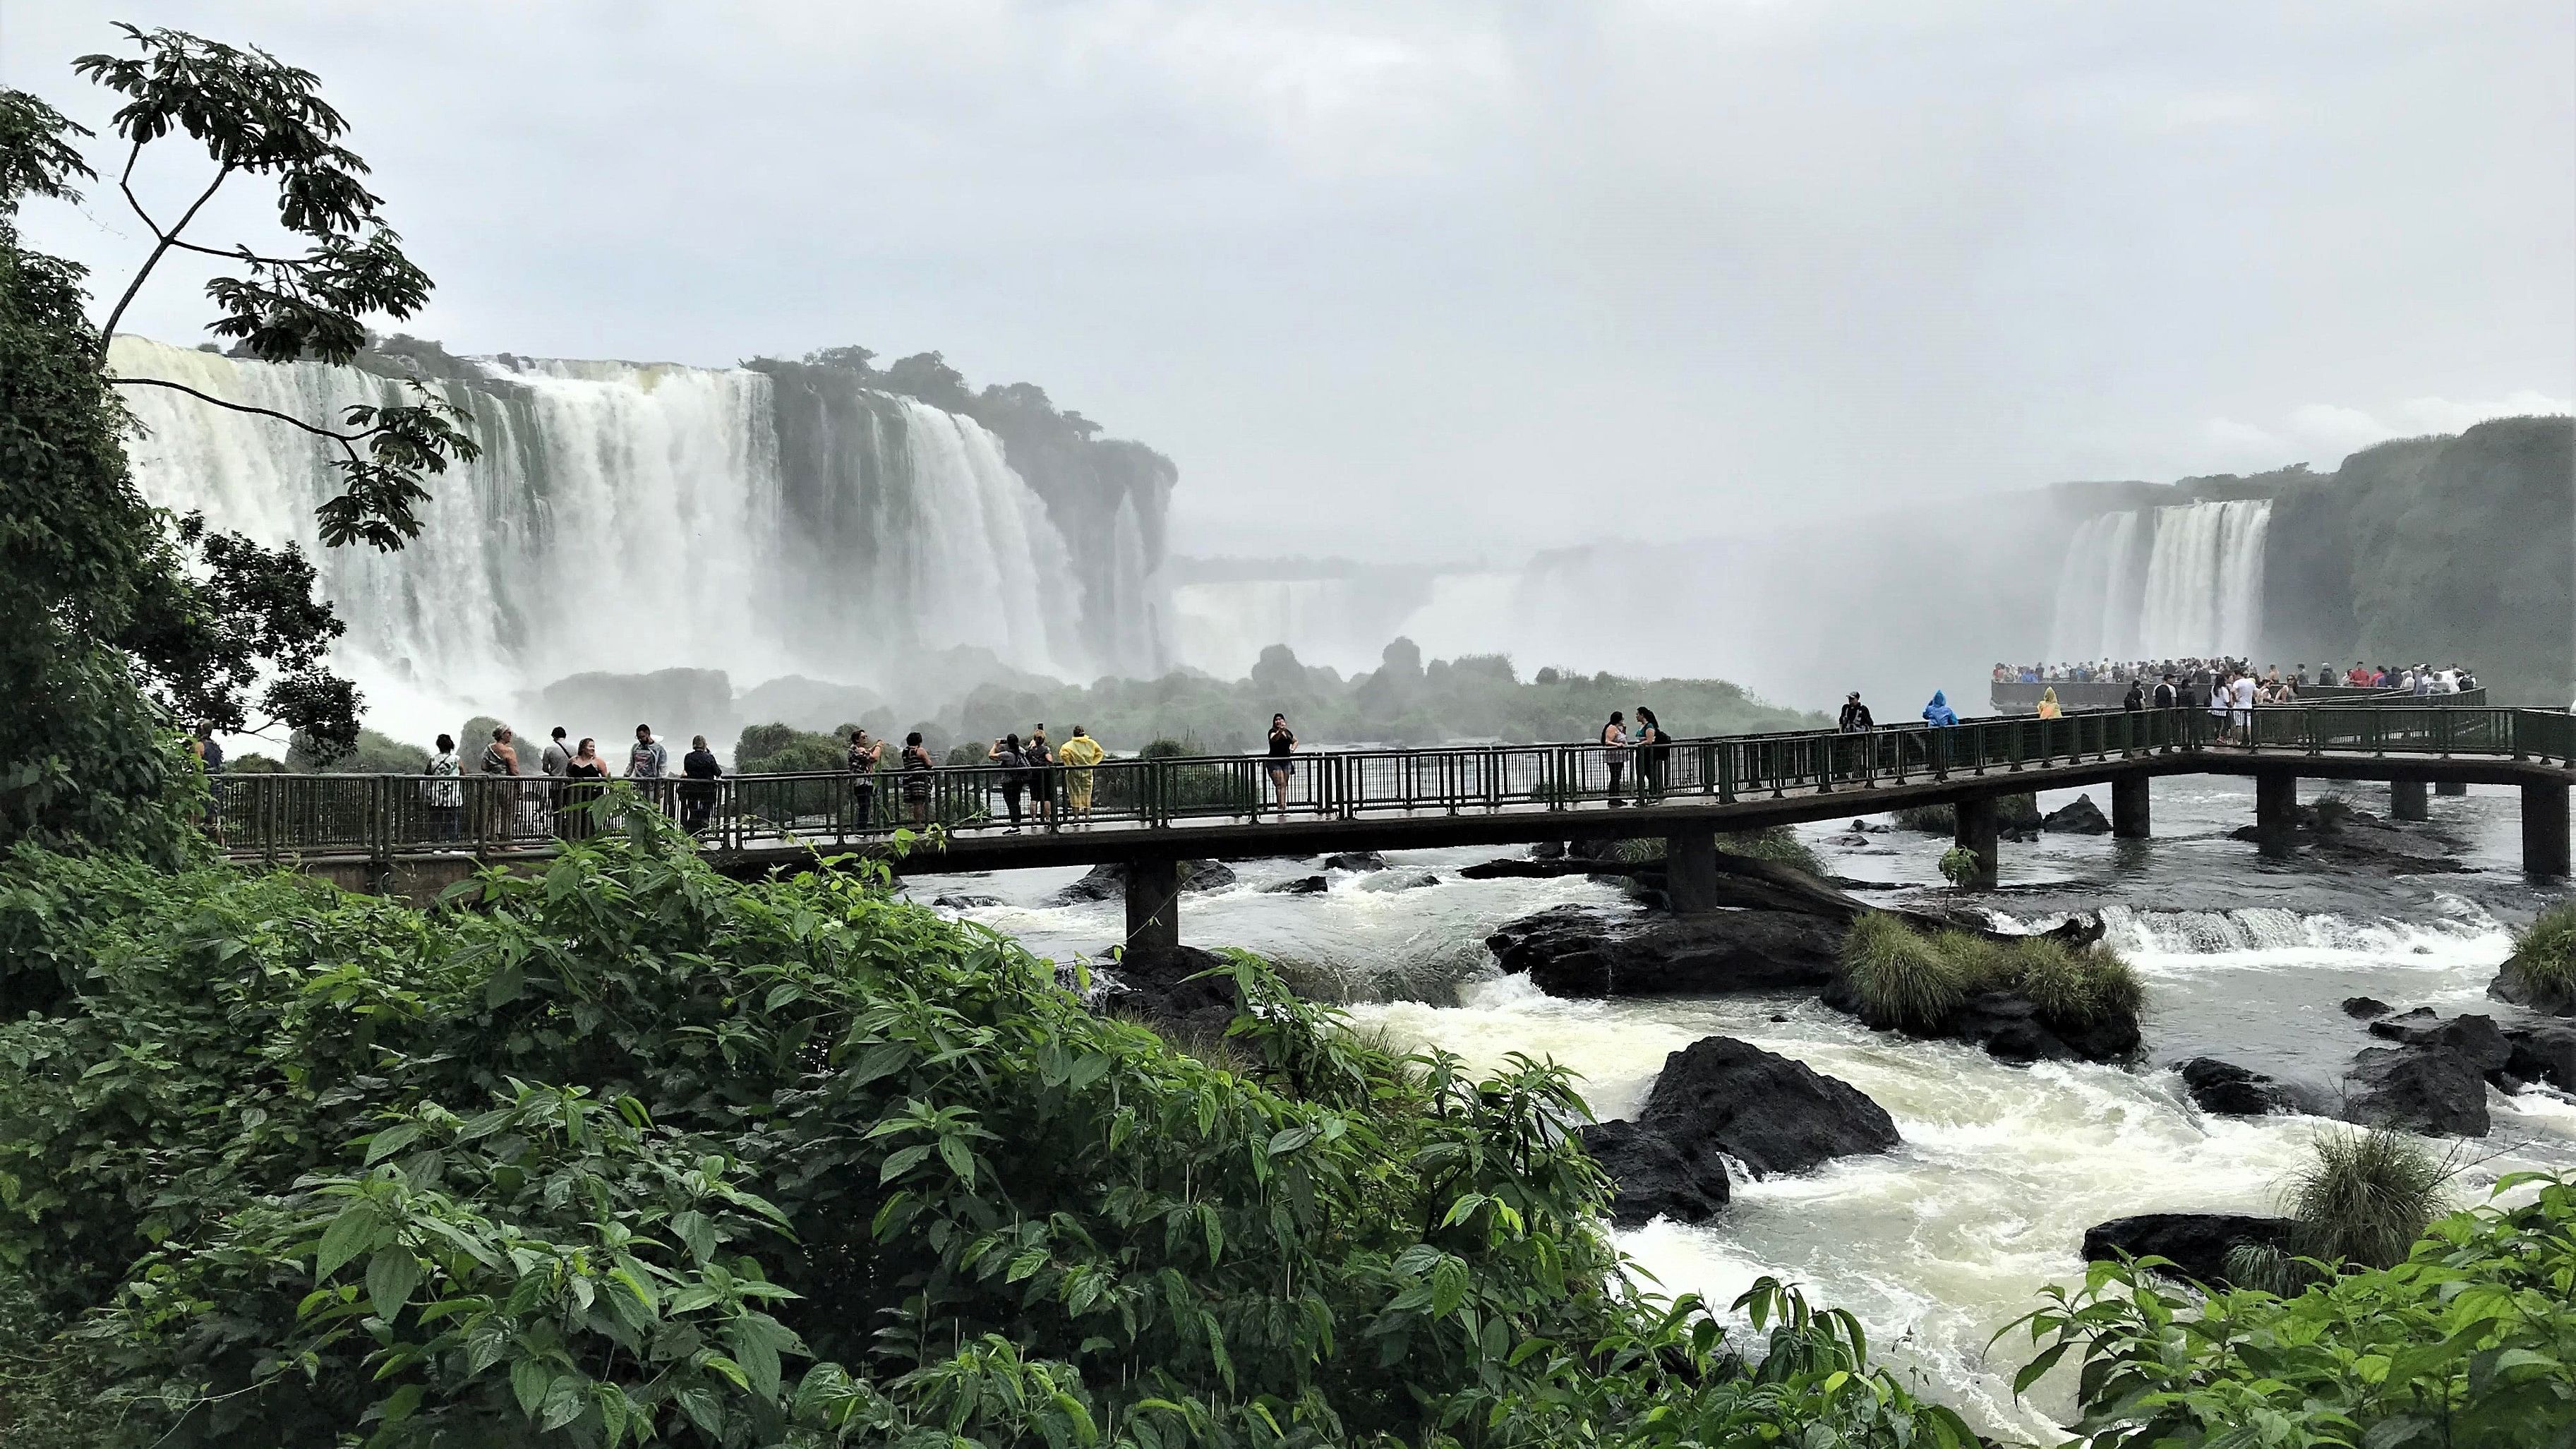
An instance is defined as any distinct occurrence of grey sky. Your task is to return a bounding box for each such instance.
[8,1,2570,562]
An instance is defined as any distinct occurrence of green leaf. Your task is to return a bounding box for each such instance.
[365,1247,421,1321]
[485,961,526,1007]
[2011,1340,2070,1395]
[363,1122,422,1165]
[314,1203,380,1283]
[878,1144,934,1183]
[537,1372,590,1431]
[730,1319,783,1400]
[938,1134,976,1186]
[510,1357,550,1419]
[379,1382,423,1424]
[670,1209,717,1263]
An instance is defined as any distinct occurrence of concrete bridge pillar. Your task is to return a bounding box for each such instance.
[2254,771,2299,857]
[1125,858,1181,961]
[2526,782,2571,879]
[1666,829,1719,915]
[1952,796,2000,889]
[2111,774,2151,839]
[2435,779,2468,797]
[2389,775,2429,822]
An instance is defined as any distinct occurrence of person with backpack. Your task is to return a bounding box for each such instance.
[1632,705,1670,802]
[1838,692,1874,731]
[2123,678,2146,711]
[988,733,1031,832]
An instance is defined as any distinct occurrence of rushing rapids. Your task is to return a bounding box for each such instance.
[110,337,1172,735]
[910,773,2576,1438]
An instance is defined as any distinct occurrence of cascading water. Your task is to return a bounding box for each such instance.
[110,337,1148,736]
[2043,500,2269,662]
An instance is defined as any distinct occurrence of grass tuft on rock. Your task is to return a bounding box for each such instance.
[1840,911,1968,1030]
[2282,1127,2454,1270]
[2505,900,2576,996]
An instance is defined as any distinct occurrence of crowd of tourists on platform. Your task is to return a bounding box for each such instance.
[1996,658,2478,693]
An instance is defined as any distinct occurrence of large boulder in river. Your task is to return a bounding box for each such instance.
[1576,1119,1731,1228]
[2083,1213,2299,1287]
[2347,1044,2491,1136]
[2490,946,2576,1016]
[2366,1009,2512,1071]
[2505,1023,2576,1090]
[2177,1057,2301,1117]
[1632,1035,1899,1176]
[1323,850,1389,872]
[2042,794,2112,834]
[1488,905,1846,996]
[1100,943,1239,1030]
[1057,859,1236,904]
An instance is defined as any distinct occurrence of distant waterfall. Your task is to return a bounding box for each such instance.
[110,337,1136,730]
[2043,500,2270,661]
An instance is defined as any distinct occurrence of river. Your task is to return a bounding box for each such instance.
[905,775,2576,1438]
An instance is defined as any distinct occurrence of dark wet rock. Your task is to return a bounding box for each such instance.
[1490,904,1848,997]
[1100,943,1239,1031]
[2490,951,2576,1017]
[931,893,1002,909]
[2366,1011,2511,1074]
[1359,870,1440,894]
[2227,804,2463,874]
[2042,794,2112,834]
[1263,874,1330,895]
[1462,857,1655,880]
[2505,1023,2576,1090]
[1323,850,1390,873]
[2347,1045,2491,1136]
[2177,1057,2299,1117]
[1056,859,1236,904]
[1630,1035,1899,1177]
[1770,1012,1790,1022]
[2342,996,2394,1020]
[1529,841,1567,860]
[1577,1119,1731,1227]
[2083,1213,2300,1287]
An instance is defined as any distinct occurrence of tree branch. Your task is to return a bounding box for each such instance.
[97,153,234,358]
[108,375,365,462]
[165,236,308,268]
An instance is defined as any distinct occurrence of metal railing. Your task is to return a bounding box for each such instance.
[206,706,2576,863]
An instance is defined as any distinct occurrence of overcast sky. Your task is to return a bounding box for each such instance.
[8,1,2570,561]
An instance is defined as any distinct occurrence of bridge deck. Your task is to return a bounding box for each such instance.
[216,704,2575,886]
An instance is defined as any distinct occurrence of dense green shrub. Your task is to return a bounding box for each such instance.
[1841,911,1968,1029]
[1841,915,2144,1033]
[0,808,1976,1448]
[2004,1173,2576,1447]
[733,721,848,775]
[2502,900,2576,1000]
[2283,1128,2455,1271]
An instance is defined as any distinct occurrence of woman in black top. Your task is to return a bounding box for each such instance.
[1632,706,1668,802]
[901,732,934,828]
[989,733,1029,832]
[562,737,608,838]
[1265,714,1296,819]
[680,734,721,834]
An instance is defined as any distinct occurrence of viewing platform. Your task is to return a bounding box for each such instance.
[215,704,2576,958]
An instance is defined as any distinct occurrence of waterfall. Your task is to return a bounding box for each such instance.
[109,337,1140,737]
[2043,511,2146,660]
[2135,500,2271,659]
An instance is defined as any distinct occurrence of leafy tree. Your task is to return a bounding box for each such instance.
[0,27,468,855]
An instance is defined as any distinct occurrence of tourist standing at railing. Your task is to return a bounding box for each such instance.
[1838,692,1874,732]
[2206,672,2233,742]
[2230,671,2257,742]
[1058,726,1103,823]
[2035,687,2062,720]
[564,737,609,838]
[426,734,463,841]
[681,735,721,834]
[1599,711,1630,806]
[847,729,882,829]
[1921,691,1958,728]
[2153,673,2177,710]
[479,726,520,838]
[627,724,668,780]
[989,733,1032,833]
[540,726,571,778]
[2122,678,2145,711]
[1265,714,1298,819]
[901,732,934,827]
[1633,706,1670,802]
[1025,723,1058,828]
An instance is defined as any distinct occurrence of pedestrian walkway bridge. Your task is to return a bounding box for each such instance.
[218,705,2575,958]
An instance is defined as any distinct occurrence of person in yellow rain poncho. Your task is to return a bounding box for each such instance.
[2035,686,2062,720]
[1057,724,1106,821]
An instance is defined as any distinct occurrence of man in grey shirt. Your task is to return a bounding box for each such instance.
[627,723,668,779]
[540,726,572,777]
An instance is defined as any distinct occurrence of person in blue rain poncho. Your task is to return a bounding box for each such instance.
[1922,690,1960,727]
